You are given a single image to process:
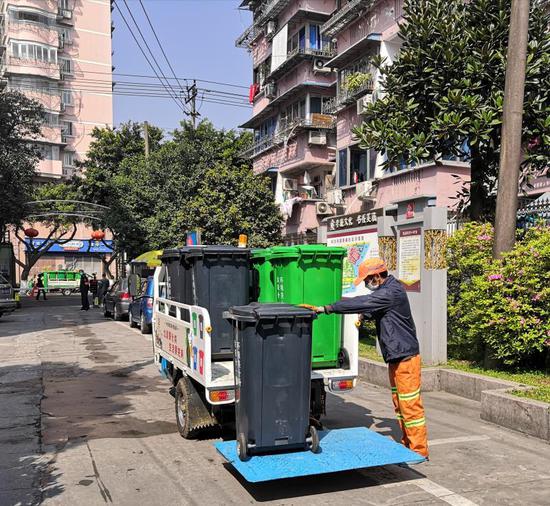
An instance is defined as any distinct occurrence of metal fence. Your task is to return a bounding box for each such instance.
[517,197,550,229]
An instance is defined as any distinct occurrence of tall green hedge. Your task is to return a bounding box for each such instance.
[447,223,550,368]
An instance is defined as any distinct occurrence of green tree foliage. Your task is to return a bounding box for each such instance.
[0,91,44,233]
[447,223,550,367]
[78,120,281,256]
[354,0,550,219]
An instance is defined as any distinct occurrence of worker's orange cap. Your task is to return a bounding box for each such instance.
[353,258,388,286]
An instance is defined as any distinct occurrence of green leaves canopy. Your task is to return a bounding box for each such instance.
[354,0,550,219]
[0,91,44,232]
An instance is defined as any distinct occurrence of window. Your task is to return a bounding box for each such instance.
[280,99,306,128]
[309,96,332,115]
[255,117,277,141]
[42,111,59,127]
[338,148,347,187]
[35,144,59,160]
[10,40,57,64]
[338,145,378,186]
[61,90,73,106]
[63,151,74,167]
[9,8,55,27]
[61,120,74,136]
[59,27,72,44]
[60,58,73,75]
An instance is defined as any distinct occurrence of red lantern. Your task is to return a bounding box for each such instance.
[24,227,39,238]
[91,230,105,241]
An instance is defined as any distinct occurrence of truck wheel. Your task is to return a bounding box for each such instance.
[62,289,72,296]
[309,425,320,454]
[174,376,216,439]
[140,313,151,334]
[237,433,249,461]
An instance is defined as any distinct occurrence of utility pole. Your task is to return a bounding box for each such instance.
[184,80,200,129]
[143,121,150,158]
[493,0,530,258]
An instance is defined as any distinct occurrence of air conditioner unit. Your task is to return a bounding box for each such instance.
[308,130,327,145]
[316,201,334,216]
[266,20,277,36]
[326,188,343,205]
[264,82,276,99]
[313,59,331,73]
[356,180,376,202]
[283,178,298,191]
[357,94,374,115]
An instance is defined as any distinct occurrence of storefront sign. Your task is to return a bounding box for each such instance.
[26,238,113,254]
[327,211,377,232]
[398,228,421,292]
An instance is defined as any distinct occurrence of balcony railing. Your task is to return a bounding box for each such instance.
[236,0,292,48]
[240,113,336,159]
[321,0,375,38]
[323,72,374,114]
[269,45,335,80]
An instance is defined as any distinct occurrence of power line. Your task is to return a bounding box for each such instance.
[119,0,187,112]
[138,0,187,93]
[112,0,186,113]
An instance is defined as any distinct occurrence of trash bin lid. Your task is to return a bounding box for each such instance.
[184,245,250,260]
[160,247,202,262]
[228,302,317,321]
[269,246,300,259]
[295,245,346,257]
[251,248,272,260]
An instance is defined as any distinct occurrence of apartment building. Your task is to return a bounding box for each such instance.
[0,0,114,279]
[0,0,114,181]
[237,0,471,243]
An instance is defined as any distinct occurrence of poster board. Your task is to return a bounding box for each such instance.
[398,227,421,292]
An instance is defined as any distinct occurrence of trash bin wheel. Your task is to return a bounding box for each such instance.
[237,433,248,461]
[62,289,72,296]
[309,425,320,454]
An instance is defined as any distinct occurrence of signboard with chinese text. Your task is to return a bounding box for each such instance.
[26,238,113,254]
[398,228,421,292]
[327,212,379,297]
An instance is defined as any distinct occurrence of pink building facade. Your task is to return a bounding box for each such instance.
[237,0,473,242]
[0,0,114,180]
[0,0,114,279]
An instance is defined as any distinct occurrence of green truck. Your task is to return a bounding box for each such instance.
[30,270,83,296]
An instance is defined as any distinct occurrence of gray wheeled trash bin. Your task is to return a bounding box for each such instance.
[226,303,320,460]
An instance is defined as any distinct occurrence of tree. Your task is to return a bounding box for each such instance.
[354,0,550,220]
[76,121,163,257]
[109,120,281,250]
[15,183,80,281]
[0,91,44,234]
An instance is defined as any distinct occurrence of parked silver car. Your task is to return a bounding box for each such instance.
[0,273,17,319]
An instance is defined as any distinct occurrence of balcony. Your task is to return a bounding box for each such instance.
[3,56,61,80]
[241,113,336,159]
[321,0,375,38]
[323,72,374,114]
[236,0,292,48]
[269,45,335,81]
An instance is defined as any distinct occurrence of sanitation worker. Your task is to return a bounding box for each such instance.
[311,257,428,459]
[79,270,90,311]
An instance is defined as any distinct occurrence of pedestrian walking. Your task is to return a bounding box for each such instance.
[35,273,47,301]
[79,270,90,311]
[90,273,98,307]
[97,273,109,307]
[309,258,429,459]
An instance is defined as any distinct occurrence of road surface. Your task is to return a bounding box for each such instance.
[1,296,549,505]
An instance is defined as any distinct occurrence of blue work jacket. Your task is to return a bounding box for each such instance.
[325,275,419,363]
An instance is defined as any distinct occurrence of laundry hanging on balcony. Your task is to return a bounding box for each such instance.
[280,196,303,219]
[249,83,260,103]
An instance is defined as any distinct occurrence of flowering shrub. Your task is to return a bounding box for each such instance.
[447,223,550,367]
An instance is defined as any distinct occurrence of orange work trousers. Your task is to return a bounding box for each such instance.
[388,354,429,458]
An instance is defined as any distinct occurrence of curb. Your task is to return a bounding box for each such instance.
[358,358,549,442]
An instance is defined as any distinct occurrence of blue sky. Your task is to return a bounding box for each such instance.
[112,0,253,132]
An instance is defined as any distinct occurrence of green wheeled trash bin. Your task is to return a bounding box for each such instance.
[226,303,320,460]
[250,249,276,303]
[269,245,346,369]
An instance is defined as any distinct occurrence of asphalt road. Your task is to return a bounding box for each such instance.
[0,295,549,506]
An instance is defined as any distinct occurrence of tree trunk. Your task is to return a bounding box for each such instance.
[469,151,486,221]
[20,252,41,281]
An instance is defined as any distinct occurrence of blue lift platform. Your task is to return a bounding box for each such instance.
[215,427,425,483]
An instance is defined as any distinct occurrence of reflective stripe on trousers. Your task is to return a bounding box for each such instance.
[388,354,429,458]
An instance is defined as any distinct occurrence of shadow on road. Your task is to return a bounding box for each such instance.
[0,357,177,504]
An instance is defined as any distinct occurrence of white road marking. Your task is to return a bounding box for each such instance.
[385,478,479,506]
[429,435,491,446]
